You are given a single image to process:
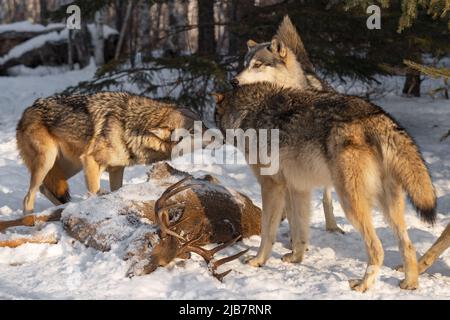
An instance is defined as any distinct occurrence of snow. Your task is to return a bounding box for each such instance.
[86,24,118,39]
[0,29,69,65]
[0,68,449,299]
[0,23,118,66]
[0,21,64,34]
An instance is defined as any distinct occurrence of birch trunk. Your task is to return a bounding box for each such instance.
[114,0,133,60]
[197,0,215,55]
[94,9,105,66]
[68,29,74,70]
[138,0,151,58]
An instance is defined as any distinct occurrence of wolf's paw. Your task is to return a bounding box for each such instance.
[244,256,265,267]
[399,279,418,290]
[348,279,370,292]
[282,252,303,264]
[326,225,345,234]
[394,264,404,272]
[97,189,109,196]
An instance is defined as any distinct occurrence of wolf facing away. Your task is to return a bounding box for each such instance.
[231,15,341,233]
[16,92,200,213]
[214,83,436,291]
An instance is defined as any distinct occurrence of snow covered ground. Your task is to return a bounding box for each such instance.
[0,65,449,299]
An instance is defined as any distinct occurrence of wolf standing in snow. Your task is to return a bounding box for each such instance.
[231,16,342,233]
[214,83,436,292]
[16,92,200,213]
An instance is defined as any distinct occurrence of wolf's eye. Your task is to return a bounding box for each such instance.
[253,62,263,68]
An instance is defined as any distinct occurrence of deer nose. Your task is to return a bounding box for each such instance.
[230,78,239,88]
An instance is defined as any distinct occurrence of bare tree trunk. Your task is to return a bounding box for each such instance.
[228,0,254,56]
[403,68,421,97]
[129,4,137,67]
[138,0,151,58]
[175,0,188,54]
[165,0,177,55]
[197,0,215,55]
[68,29,74,70]
[214,0,229,55]
[73,21,91,69]
[115,0,133,60]
[115,0,126,34]
[94,9,105,66]
[149,2,163,52]
[39,0,48,25]
[186,0,198,53]
[14,0,27,21]
[165,0,189,55]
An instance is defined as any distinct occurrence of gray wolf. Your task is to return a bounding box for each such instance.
[231,15,331,91]
[232,15,341,233]
[214,83,436,291]
[16,92,200,213]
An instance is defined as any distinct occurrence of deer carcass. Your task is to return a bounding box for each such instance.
[0,162,261,280]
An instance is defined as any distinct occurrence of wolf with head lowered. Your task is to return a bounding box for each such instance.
[17,92,200,213]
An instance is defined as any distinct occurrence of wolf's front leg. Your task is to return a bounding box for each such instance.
[81,155,105,196]
[247,177,286,267]
[282,189,311,263]
[108,166,125,191]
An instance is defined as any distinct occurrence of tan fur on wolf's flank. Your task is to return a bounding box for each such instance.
[215,83,436,292]
[16,92,200,213]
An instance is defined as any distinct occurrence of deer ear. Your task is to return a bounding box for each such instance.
[211,92,225,104]
[247,39,258,50]
[270,36,287,59]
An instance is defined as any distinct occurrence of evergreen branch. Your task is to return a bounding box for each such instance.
[403,59,450,79]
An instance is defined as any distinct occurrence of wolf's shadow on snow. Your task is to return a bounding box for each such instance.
[275,215,450,278]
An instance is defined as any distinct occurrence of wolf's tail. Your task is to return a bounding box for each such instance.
[383,122,436,224]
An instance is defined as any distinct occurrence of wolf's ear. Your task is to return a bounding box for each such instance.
[211,92,225,104]
[270,36,287,59]
[247,39,258,50]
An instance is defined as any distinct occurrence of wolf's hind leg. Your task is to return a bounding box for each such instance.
[247,177,286,267]
[282,188,311,263]
[333,148,383,292]
[23,145,58,214]
[323,187,344,234]
[379,179,418,290]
